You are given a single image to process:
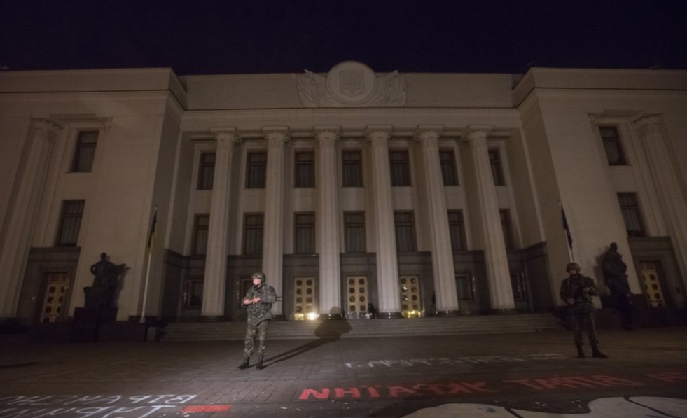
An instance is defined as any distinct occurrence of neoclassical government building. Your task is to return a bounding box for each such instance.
[1,62,686,326]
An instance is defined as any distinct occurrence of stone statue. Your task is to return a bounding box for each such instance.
[602,242,635,330]
[84,253,126,309]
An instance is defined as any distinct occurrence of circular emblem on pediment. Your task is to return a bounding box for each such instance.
[326,61,376,105]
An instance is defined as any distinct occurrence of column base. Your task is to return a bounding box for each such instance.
[200,315,229,322]
[434,310,461,317]
[490,308,518,315]
[377,312,404,319]
[319,313,344,320]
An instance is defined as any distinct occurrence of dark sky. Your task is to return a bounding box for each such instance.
[1,0,686,76]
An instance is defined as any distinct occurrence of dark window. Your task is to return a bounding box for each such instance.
[394,211,417,252]
[455,274,474,300]
[390,150,411,186]
[192,214,209,256]
[294,151,315,188]
[618,193,645,237]
[184,279,204,308]
[500,209,514,249]
[197,152,215,190]
[489,149,505,186]
[243,214,264,254]
[448,210,467,251]
[440,150,458,186]
[71,131,98,172]
[344,212,366,253]
[294,213,315,254]
[246,152,267,188]
[600,126,627,166]
[342,150,363,187]
[56,200,85,246]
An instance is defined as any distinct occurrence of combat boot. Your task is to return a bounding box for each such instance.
[576,346,585,358]
[591,346,608,358]
[238,357,250,370]
[256,355,265,370]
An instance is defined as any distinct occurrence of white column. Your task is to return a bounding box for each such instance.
[416,126,460,315]
[263,126,289,317]
[201,128,239,320]
[315,126,342,318]
[633,116,687,304]
[367,125,402,318]
[465,126,515,312]
[0,119,61,318]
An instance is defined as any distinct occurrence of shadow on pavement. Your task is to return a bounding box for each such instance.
[265,318,352,366]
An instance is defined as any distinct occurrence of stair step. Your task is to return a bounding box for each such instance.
[160,314,562,341]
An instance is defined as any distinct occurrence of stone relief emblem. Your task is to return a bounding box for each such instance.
[297,61,407,107]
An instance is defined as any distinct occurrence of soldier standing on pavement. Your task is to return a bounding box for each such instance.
[238,272,278,370]
[559,262,609,359]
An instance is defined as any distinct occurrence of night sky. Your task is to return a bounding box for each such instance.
[1,0,686,76]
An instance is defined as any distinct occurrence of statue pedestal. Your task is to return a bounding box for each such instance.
[71,307,118,342]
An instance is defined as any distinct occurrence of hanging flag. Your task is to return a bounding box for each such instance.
[147,206,157,252]
[561,204,573,250]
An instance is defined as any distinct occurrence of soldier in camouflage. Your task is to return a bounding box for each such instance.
[238,272,277,370]
[559,262,608,359]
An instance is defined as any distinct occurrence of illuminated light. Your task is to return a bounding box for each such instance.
[307,312,318,321]
[294,313,305,321]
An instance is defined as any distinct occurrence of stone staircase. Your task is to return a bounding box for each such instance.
[161,313,562,341]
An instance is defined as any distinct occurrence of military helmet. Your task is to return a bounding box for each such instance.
[251,272,266,283]
[566,262,581,272]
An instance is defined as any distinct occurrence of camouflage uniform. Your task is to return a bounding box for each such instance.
[241,274,277,363]
[559,263,606,358]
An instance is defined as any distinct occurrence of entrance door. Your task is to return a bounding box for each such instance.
[400,275,422,318]
[40,273,69,323]
[293,277,315,320]
[346,276,368,319]
[510,271,531,311]
[639,261,666,307]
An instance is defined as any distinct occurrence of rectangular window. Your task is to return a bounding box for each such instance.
[56,200,85,246]
[71,131,98,172]
[618,193,645,237]
[390,150,411,186]
[500,209,514,249]
[294,213,315,254]
[448,210,467,251]
[294,151,315,188]
[394,211,417,252]
[246,152,267,189]
[243,214,264,254]
[510,272,527,301]
[489,148,505,186]
[197,152,215,190]
[455,274,474,300]
[344,212,366,253]
[342,150,363,187]
[192,214,209,256]
[600,126,627,166]
[440,149,458,186]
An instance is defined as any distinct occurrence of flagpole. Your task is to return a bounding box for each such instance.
[559,201,574,263]
[140,206,157,324]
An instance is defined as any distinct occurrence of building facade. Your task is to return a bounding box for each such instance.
[1,62,686,326]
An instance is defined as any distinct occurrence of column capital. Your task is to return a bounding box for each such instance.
[314,126,340,147]
[415,125,443,146]
[32,119,62,143]
[263,126,290,147]
[366,125,392,145]
[210,127,240,144]
[632,114,662,139]
[462,125,493,146]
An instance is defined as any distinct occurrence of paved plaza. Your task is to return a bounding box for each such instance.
[1,327,687,417]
